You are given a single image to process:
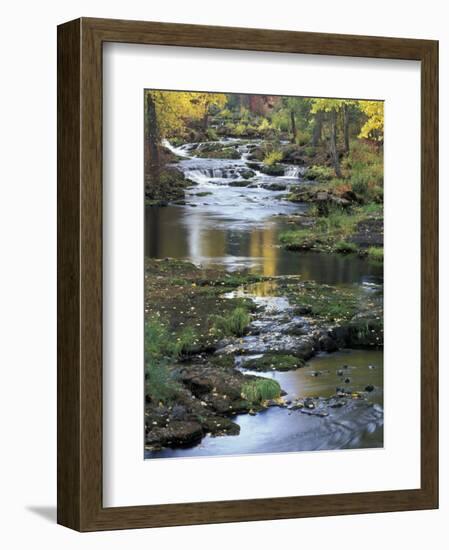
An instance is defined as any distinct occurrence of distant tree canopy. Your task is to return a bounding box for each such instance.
[144,90,384,183]
[145,90,227,140]
[144,91,227,188]
[309,98,384,176]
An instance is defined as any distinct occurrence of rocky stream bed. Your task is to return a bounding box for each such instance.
[144,138,384,458]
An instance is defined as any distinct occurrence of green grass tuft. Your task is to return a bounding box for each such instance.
[366,246,384,262]
[334,241,358,254]
[241,378,281,403]
[144,320,199,404]
[173,326,198,357]
[211,307,251,337]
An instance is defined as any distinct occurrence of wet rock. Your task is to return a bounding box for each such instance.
[287,186,354,210]
[261,182,287,191]
[246,161,262,170]
[265,398,287,408]
[241,169,256,179]
[349,219,383,248]
[345,313,384,348]
[146,421,203,449]
[145,167,192,205]
[281,318,309,336]
[228,179,253,187]
[171,404,188,421]
[181,374,214,396]
[203,393,252,415]
[328,398,346,408]
[288,401,304,410]
[282,145,306,164]
[294,305,313,315]
[219,333,314,361]
[241,353,305,371]
[257,164,285,176]
[299,408,328,417]
[203,417,240,436]
[364,384,375,392]
[318,333,339,352]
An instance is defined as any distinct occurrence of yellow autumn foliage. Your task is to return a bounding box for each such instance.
[310,98,384,141]
[310,98,355,113]
[358,101,384,141]
[145,91,227,138]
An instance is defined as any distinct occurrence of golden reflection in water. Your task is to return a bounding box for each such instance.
[246,280,280,297]
[249,226,278,277]
[202,228,226,260]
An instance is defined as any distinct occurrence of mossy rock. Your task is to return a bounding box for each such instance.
[145,167,192,204]
[241,169,256,179]
[196,144,240,159]
[246,161,262,170]
[193,191,213,197]
[258,164,285,176]
[261,182,287,191]
[228,179,253,187]
[242,354,305,371]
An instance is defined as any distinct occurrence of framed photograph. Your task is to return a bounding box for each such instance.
[57,17,438,531]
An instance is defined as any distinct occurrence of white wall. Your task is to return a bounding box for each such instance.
[0,0,447,547]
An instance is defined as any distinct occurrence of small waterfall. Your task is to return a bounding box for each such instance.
[183,165,248,185]
[284,165,305,178]
[238,144,250,161]
[162,139,192,158]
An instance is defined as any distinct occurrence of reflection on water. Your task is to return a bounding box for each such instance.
[146,350,383,459]
[242,349,384,406]
[145,140,384,459]
[145,205,383,285]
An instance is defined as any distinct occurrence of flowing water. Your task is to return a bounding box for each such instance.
[145,139,384,458]
[148,350,383,458]
[147,140,382,284]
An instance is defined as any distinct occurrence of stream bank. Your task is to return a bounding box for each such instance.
[144,138,384,457]
[144,258,383,454]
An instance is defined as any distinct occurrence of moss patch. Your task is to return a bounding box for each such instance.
[145,259,266,352]
[279,204,383,255]
[366,246,383,263]
[242,354,305,371]
[195,143,241,159]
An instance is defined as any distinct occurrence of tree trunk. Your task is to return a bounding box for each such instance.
[312,111,323,147]
[290,110,297,143]
[203,112,209,131]
[329,109,342,178]
[343,104,350,153]
[146,92,161,196]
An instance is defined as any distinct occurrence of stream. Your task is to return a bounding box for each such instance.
[145,139,384,458]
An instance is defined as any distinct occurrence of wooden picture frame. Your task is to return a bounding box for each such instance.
[57,17,438,531]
